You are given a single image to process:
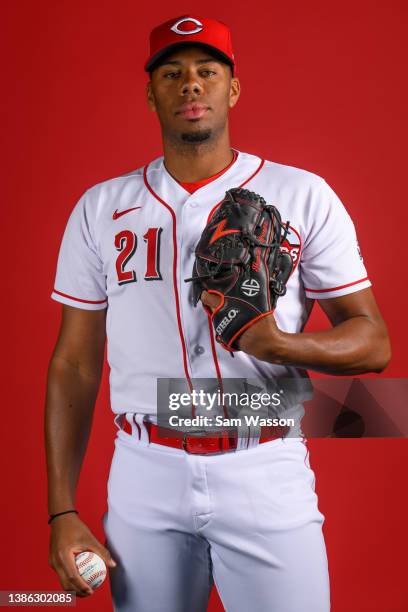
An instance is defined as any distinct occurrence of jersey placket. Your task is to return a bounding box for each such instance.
[178,190,214,380]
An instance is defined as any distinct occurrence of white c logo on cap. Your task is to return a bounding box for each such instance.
[171,17,203,35]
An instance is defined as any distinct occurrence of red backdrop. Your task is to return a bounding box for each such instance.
[2,1,407,610]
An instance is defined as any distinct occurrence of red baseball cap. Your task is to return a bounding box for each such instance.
[145,15,235,74]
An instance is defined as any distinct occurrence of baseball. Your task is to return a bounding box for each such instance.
[75,552,107,589]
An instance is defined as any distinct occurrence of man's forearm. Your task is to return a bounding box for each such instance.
[44,356,101,514]
[239,316,391,375]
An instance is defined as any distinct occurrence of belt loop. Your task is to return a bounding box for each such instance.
[234,424,247,451]
[233,423,260,451]
[246,435,260,449]
[122,413,136,437]
[244,424,261,450]
[134,414,149,443]
[114,414,124,431]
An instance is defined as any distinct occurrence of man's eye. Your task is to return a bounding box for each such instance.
[200,70,216,77]
[164,72,179,79]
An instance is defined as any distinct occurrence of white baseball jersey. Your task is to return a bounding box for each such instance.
[51,150,370,416]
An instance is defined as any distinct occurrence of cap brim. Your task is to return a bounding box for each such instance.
[145,42,234,73]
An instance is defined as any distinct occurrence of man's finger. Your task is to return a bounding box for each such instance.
[54,563,91,598]
[201,291,221,311]
[59,553,94,596]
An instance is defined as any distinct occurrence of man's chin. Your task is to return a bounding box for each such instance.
[180,129,212,144]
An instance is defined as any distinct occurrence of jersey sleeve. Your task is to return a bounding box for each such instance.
[300,179,371,299]
[51,191,108,310]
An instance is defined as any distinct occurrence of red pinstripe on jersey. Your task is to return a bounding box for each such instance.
[143,165,195,405]
[206,313,229,419]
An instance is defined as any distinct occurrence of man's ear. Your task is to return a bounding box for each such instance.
[229,76,241,109]
[146,81,156,112]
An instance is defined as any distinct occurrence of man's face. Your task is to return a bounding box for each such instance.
[146,46,240,145]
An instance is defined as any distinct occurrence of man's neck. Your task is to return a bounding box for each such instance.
[162,133,234,183]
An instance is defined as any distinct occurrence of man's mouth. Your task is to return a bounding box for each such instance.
[176,103,209,120]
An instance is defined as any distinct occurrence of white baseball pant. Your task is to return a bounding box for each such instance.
[103,416,330,611]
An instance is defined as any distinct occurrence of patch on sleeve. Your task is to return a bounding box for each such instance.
[281,225,301,271]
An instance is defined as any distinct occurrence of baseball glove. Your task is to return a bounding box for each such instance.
[185,187,293,352]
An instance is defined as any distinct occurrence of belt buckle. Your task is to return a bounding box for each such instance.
[182,430,219,454]
[182,430,236,455]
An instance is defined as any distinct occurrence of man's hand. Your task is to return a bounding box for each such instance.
[48,513,116,598]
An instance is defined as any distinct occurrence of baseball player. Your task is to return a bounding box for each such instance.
[45,15,391,612]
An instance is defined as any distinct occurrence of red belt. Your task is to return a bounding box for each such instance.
[121,417,288,455]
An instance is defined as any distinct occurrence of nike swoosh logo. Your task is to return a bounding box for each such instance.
[112,206,142,220]
[209,219,240,245]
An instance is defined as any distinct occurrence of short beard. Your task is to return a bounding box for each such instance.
[180,129,212,143]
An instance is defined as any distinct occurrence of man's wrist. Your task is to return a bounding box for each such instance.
[48,492,76,517]
[48,509,79,525]
[238,321,288,363]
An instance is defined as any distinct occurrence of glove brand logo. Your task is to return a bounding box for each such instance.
[209,219,240,245]
[170,17,203,35]
[241,278,260,297]
[215,308,239,335]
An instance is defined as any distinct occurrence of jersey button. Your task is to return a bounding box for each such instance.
[194,345,205,356]
[189,202,198,208]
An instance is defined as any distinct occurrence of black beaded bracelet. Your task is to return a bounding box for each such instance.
[48,509,78,525]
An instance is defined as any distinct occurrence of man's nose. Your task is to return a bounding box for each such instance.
[180,73,203,96]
